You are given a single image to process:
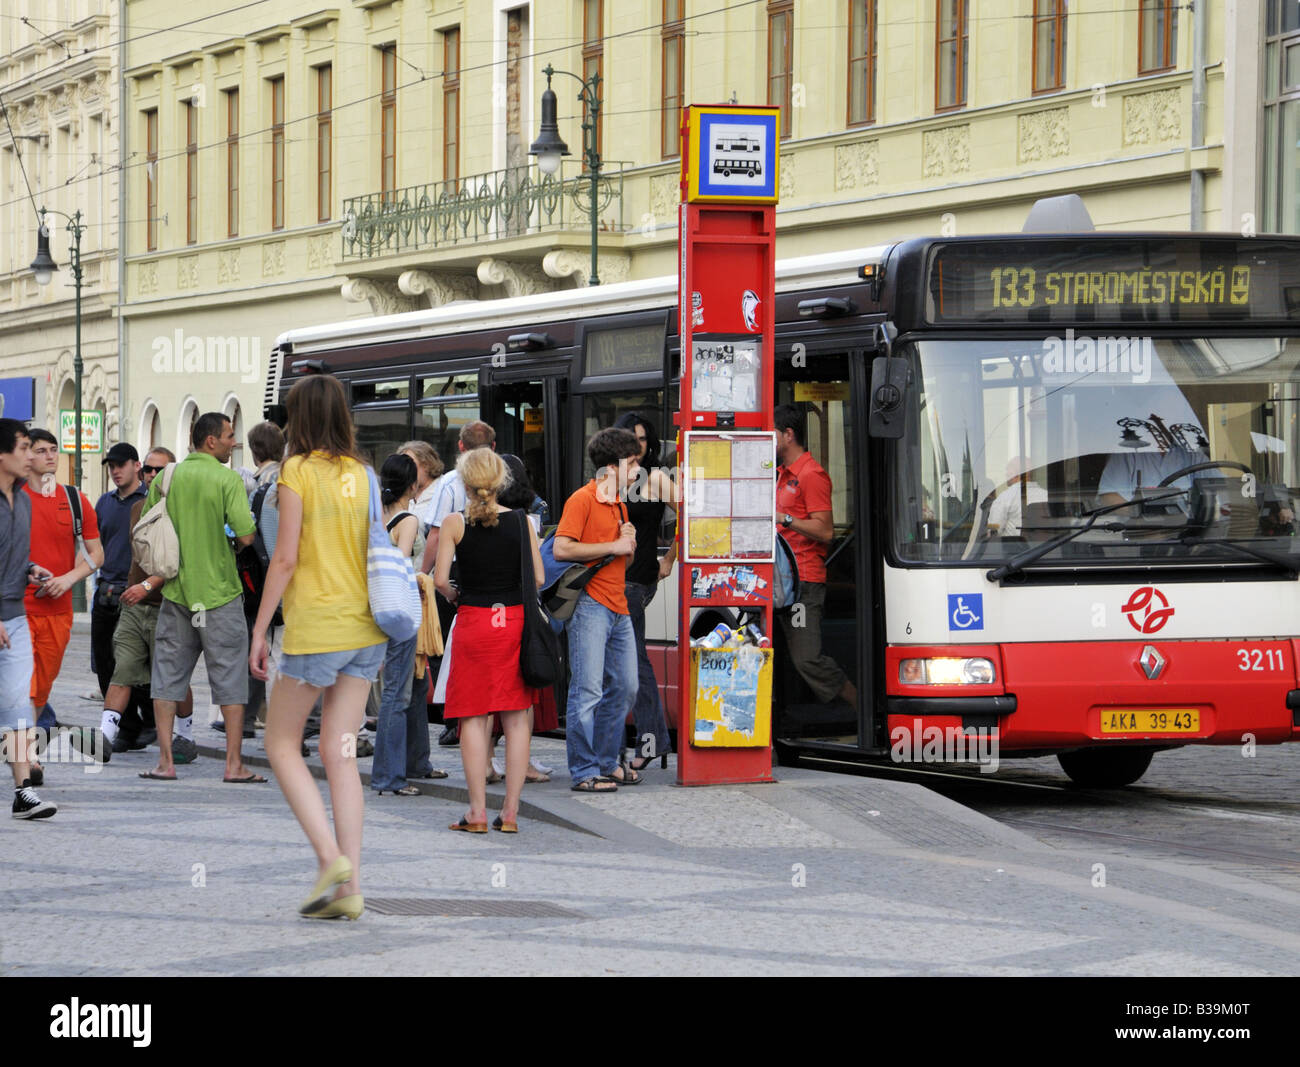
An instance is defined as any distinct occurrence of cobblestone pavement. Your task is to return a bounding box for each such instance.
[3,631,1298,976]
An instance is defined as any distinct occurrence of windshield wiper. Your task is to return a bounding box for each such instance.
[986,489,1188,582]
[1180,535,1300,575]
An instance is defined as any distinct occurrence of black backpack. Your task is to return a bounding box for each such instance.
[236,483,282,627]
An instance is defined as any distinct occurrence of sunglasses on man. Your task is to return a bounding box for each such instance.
[142,464,164,474]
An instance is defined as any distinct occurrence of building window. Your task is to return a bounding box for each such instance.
[381,44,397,200]
[145,110,158,251]
[184,101,198,244]
[935,0,968,112]
[1033,1,1067,93]
[768,0,793,138]
[847,0,878,126]
[662,1,684,157]
[225,89,239,237]
[442,29,459,184]
[583,0,603,163]
[317,66,332,222]
[269,76,285,231]
[1263,4,1300,232]
[1139,0,1178,75]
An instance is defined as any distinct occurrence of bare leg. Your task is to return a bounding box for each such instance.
[103,683,133,714]
[150,699,177,777]
[265,675,350,889]
[499,708,531,824]
[220,703,247,778]
[319,674,370,898]
[457,715,491,823]
[4,726,34,786]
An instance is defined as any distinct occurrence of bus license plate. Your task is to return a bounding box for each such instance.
[1100,709,1200,734]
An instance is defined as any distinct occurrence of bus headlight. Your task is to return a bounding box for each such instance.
[899,657,996,686]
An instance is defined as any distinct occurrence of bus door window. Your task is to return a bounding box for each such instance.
[774,351,860,747]
[351,377,412,468]
[495,380,551,520]
[415,372,479,475]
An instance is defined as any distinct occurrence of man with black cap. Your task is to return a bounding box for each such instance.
[93,442,151,750]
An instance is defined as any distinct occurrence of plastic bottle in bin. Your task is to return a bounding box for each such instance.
[745,622,770,648]
[694,623,733,649]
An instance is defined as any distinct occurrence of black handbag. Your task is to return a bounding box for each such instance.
[517,510,561,688]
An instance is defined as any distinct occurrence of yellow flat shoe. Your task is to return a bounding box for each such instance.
[299,855,353,915]
[303,894,364,921]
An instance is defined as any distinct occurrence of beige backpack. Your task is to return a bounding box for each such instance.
[131,463,181,580]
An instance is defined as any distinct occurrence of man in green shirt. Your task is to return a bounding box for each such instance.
[140,413,263,783]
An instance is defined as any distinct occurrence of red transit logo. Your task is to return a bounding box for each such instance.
[1121,586,1175,634]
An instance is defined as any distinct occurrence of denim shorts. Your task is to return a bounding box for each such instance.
[0,614,34,733]
[278,641,387,688]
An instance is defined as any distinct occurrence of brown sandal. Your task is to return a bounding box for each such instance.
[448,816,488,833]
[492,815,518,833]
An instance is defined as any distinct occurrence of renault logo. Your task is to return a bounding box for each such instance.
[1138,645,1166,680]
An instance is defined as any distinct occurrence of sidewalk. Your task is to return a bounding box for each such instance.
[4,634,1299,976]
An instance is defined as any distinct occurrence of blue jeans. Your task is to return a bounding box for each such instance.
[624,581,671,759]
[564,593,636,783]
[371,634,433,791]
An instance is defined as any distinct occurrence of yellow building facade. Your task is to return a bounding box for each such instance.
[107,0,1274,456]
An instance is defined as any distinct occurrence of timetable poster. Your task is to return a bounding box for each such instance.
[683,431,778,562]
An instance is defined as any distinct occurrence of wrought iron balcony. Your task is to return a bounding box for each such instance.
[341,159,626,260]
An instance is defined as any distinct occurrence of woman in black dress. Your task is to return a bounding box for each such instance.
[612,412,677,770]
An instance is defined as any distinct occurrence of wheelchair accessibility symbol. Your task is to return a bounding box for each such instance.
[947,594,984,631]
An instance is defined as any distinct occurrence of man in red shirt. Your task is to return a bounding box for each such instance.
[24,429,104,775]
[774,405,854,707]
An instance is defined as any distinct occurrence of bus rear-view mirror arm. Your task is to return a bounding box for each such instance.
[868,320,907,440]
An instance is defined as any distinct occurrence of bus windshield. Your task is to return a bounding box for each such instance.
[894,335,1300,569]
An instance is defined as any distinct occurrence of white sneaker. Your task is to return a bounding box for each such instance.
[490,757,505,777]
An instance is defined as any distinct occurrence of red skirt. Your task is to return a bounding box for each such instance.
[444,604,537,719]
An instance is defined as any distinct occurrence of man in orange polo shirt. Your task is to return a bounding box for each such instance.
[23,428,104,775]
[554,427,641,792]
[774,404,854,707]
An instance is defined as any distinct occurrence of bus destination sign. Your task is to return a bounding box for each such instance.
[926,239,1300,324]
[582,322,667,379]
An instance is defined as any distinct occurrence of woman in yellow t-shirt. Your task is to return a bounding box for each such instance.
[250,374,386,921]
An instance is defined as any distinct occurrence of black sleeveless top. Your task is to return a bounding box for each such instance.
[625,494,666,586]
[455,510,524,607]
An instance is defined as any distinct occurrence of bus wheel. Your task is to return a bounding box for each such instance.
[1057,747,1155,788]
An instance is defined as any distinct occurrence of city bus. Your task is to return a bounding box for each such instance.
[265,206,1300,786]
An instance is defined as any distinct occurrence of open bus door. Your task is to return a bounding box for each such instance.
[772,345,880,758]
[479,362,567,524]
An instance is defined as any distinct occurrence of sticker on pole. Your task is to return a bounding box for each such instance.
[947,594,983,632]
[683,106,779,204]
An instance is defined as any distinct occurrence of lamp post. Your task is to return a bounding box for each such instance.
[529,63,603,286]
[31,208,87,612]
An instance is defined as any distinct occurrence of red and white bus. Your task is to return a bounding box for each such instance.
[267,208,1300,786]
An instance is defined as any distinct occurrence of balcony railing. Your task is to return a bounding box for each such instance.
[341,159,626,260]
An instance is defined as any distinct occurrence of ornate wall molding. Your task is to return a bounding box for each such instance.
[922,125,971,178]
[261,241,286,277]
[340,277,421,316]
[541,249,630,288]
[305,233,333,272]
[1018,107,1070,163]
[1122,87,1182,146]
[779,152,795,200]
[137,261,158,296]
[834,140,880,190]
[217,248,241,285]
[177,256,198,289]
[650,173,679,225]
[397,269,478,307]
[476,257,551,298]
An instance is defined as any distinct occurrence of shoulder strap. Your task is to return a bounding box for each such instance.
[517,508,532,605]
[159,462,177,497]
[386,510,413,533]
[62,485,82,538]
[250,481,270,523]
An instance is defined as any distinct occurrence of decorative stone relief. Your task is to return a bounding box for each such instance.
[1122,88,1182,146]
[834,140,880,190]
[779,153,795,200]
[650,173,679,223]
[922,125,971,178]
[340,277,421,316]
[261,241,286,277]
[476,257,552,299]
[397,270,478,307]
[1018,107,1070,163]
[541,249,630,288]
[306,233,333,272]
[137,261,158,296]
[177,256,198,289]
[217,248,241,284]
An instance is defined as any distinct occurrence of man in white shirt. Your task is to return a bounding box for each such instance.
[988,457,1048,538]
[418,421,496,574]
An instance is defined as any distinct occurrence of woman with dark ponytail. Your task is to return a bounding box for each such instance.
[371,454,446,795]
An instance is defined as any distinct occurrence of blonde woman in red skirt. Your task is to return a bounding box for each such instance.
[433,448,544,832]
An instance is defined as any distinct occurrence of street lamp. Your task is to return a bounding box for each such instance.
[530,63,603,286]
[31,208,87,493]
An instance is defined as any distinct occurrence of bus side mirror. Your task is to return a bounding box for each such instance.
[868,322,907,439]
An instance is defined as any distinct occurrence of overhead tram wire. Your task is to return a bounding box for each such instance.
[0,96,44,225]
[0,0,765,214]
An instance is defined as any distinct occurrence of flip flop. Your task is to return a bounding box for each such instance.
[224,773,268,784]
[138,771,177,780]
[448,816,488,833]
[571,777,617,793]
[492,815,518,833]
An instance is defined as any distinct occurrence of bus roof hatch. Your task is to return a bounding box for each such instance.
[1022,193,1095,233]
